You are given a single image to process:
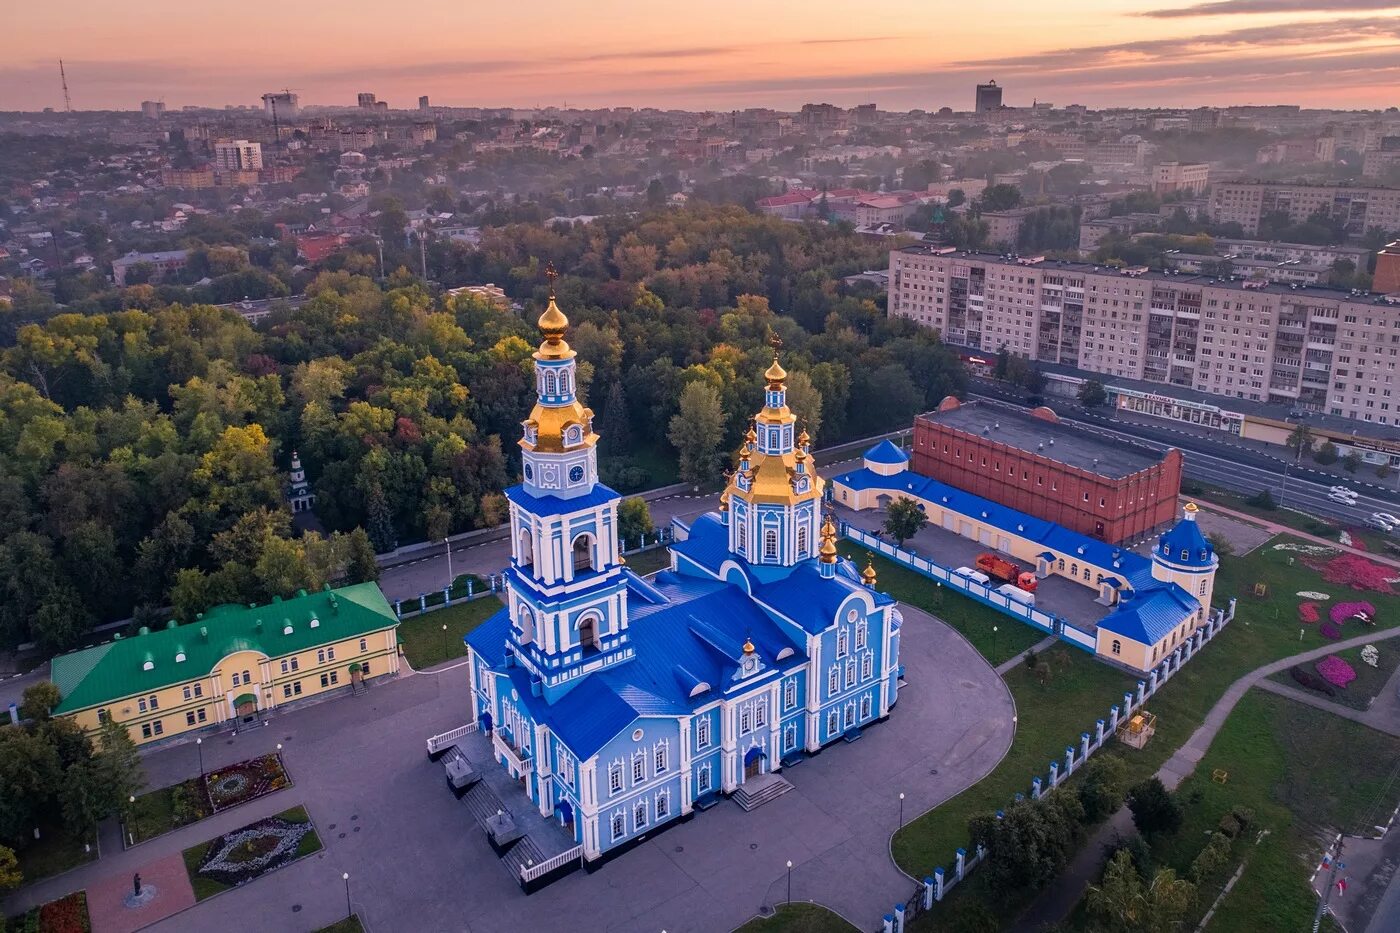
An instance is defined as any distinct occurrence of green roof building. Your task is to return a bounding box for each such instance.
[53,582,401,746]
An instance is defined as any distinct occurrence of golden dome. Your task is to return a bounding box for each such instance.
[535,262,571,360]
[1184,502,1199,514]
[819,514,838,564]
[797,428,811,448]
[764,356,787,388]
[861,556,878,587]
[745,424,757,444]
[742,637,755,655]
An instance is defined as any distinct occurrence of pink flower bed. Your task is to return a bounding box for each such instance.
[1298,602,1320,623]
[1330,601,1377,625]
[1311,553,1396,594]
[1317,655,1358,688]
[1320,621,1344,640]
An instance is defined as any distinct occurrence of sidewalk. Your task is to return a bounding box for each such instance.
[1012,625,1400,932]
[1190,498,1400,572]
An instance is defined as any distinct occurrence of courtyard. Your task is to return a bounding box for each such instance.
[3,599,1014,933]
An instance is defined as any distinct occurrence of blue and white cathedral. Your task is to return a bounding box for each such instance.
[466,276,903,864]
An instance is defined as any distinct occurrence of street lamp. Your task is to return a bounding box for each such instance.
[786,859,793,905]
[343,872,351,918]
[445,537,454,593]
[442,623,449,661]
[992,625,999,661]
[127,795,136,847]
[196,737,204,777]
[899,792,906,829]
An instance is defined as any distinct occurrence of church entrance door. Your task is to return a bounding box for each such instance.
[744,747,765,779]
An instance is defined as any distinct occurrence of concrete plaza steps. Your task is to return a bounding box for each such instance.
[732,772,795,811]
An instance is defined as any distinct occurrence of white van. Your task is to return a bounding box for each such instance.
[997,583,1035,606]
[956,566,992,585]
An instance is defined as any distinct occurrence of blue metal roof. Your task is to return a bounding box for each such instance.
[1157,515,1215,568]
[503,482,621,514]
[1098,587,1198,645]
[864,439,910,465]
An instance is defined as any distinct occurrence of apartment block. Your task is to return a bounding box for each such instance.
[1152,161,1209,196]
[1209,182,1400,238]
[213,139,264,171]
[888,246,1400,426]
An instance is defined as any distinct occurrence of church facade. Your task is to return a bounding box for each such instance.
[466,279,902,865]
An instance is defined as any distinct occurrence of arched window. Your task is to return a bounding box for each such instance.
[797,524,809,558]
[545,371,558,395]
[518,607,535,645]
[1070,562,1078,577]
[1111,639,1122,655]
[518,528,534,567]
[1199,578,1208,596]
[611,812,625,840]
[572,534,596,572]
[578,614,602,653]
[764,529,778,561]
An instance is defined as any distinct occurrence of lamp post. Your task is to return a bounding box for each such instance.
[127,795,136,847]
[899,792,906,829]
[992,625,999,661]
[442,623,449,662]
[343,871,352,918]
[786,859,793,905]
[445,537,454,593]
[196,737,204,777]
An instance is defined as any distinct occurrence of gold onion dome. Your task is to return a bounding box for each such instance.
[742,637,756,655]
[819,515,838,563]
[797,428,811,447]
[764,330,787,388]
[861,556,878,587]
[535,263,571,359]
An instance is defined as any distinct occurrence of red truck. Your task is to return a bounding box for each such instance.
[975,552,1038,592]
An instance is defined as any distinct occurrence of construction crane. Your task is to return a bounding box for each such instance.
[59,59,72,112]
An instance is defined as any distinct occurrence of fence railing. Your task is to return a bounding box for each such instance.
[426,722,479,756]
[520,845,584,882]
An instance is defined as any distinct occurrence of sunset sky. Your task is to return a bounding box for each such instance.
[4,0,1400,112]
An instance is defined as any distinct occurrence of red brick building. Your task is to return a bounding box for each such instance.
[912,398,1183,545]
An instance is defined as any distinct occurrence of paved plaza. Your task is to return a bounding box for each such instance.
[3,592,1013,933]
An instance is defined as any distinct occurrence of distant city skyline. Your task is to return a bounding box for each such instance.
[4,0,1400,112]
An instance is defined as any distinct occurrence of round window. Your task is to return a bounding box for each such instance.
[632,728,644,741]
[569,465,585,483]
[524,463,534,481]
[847,609,858,622]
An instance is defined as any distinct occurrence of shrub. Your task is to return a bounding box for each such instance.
[1246,489,1277,510]
[1127,778,1182,837]
[1218,813,1243,838]
[1190,832,1234,884]
[1290,665,1337,696]
[1231,805,1255,830]
[1077,756,1129,823]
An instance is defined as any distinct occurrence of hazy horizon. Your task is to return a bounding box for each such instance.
[5,0,1400,113]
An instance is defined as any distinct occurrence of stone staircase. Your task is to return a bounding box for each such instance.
[460,779,508,828]
[500,835,546,878]
[732,772,795,811]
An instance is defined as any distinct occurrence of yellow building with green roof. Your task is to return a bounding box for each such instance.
[51,583,401,747]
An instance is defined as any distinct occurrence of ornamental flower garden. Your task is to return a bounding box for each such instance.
[206,753,290,812]
[183,806,321,900]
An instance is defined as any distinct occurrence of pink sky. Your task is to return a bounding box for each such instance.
[4,0,1399,111]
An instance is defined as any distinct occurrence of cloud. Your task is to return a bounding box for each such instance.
[798,37,898,45]
[1142,0,1400,16]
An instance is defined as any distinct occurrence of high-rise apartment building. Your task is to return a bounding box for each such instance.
[975,80,1002,113]
[140,100,165,120]
[888,246,1400,425]
[357,92,377,109]
[418,95,430,110]
[1210,182,1400,238]
[213,139,264,171]
[261,91,299,119]
[1153,162,1210,196]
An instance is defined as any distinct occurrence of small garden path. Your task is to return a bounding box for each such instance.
[1256,679,1400,739]
[1012,624,1400,933]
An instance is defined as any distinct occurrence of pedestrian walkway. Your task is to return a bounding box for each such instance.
[1256,679,1400,739]
[995,636,1057,676]
[1012,625,1400,932]
[1191,498,1400,572]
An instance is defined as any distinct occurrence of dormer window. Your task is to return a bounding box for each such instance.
[1180,548,1189,561]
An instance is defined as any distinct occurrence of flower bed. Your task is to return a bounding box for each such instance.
[1298,602,1320,623]
[205,753,290,812]
[1291,665,1337,696]
[184,807,321,899]
[1317,656,1358,688]
[8,892,91,933]
[1331,600,1377,625]
[1311,553,1396,594]
[1320,621,1344,640]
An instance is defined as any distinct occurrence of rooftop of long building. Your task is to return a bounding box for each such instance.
[918,398,1168,479]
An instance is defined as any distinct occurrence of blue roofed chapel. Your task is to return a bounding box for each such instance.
[466,282,903,865]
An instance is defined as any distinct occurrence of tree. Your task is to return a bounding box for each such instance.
[0,843,19,893]
[1343,451,1363,474]
[969,793,1084,893]
[669,381,725,488]
[1286,422,1313,459]
[946,188,966,208]
[1079,380,1109,408]
[784,371,824,445]
[0,727,62,844]
[57,760,104,837]
[597,381,632,453]
[1076,755,1128,822]
[1206,532,1235,559]
[1127,778,1182,838]
[478,493,508,528]
[1190,831,1233,884]
[618,498,655,549]
[1314,441,1340,465]
[980,184,1023,212]
[343,528,380,583]
[1245,489,1276,511]
[1087,849,1196,933]
[19,682,62,722]
[883,497,928,547]
[93,716,145,815]
[364,483,398,554]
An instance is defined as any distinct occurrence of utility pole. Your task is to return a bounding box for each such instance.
[1312,836,1343,933]
[419,232,428,281]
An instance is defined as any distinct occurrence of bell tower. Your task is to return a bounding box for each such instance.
[504,265,631,701]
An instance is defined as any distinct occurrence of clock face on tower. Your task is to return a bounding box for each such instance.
[524,463,534,481]
[569,465,584,483]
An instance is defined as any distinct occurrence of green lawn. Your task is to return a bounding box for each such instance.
[182,805,321,902]
[736,903,860,932]
[1269,639,1400,712]
[1190,482,1340,539]
[128,777,211,844]
[902,534,1400,924]
[1147,691,1400,932]
[397,595,503,669]
[314,917,366,933]
[12,821,97,885]
[859,551,1044,667]
[624,546,672,576]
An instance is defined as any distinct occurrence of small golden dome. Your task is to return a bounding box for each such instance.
[745,424,757,444]
[861,556,878,587]
[742,638,755,655]
[764,357,787,387]
[797,428,811,447]
[795,446,807,463]
[1184,502,1199,513]
[819,515,838,564]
